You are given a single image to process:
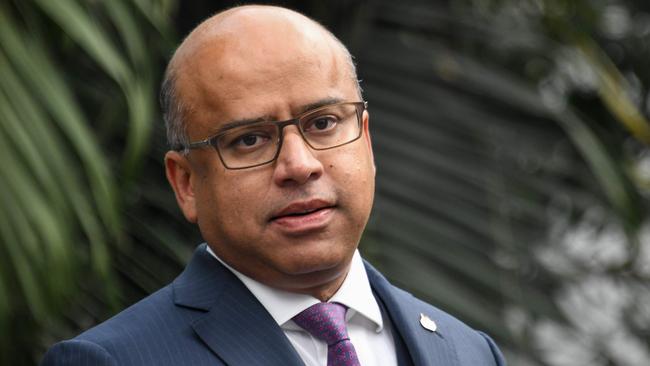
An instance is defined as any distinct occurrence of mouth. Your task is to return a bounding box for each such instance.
[271,199,335,220]
[270,199,336,234]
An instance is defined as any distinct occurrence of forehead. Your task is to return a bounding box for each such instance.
[174,11,356,138]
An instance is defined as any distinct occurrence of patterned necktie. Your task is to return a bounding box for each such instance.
[293,302,361,366]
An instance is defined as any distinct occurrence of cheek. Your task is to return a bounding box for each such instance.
[329,148,375,209]
[198,170,271,229]
[193,166,235,227]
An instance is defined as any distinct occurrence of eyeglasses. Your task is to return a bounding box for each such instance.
[180,101,367,169]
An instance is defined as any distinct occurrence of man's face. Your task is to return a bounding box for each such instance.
[166,13,375,296]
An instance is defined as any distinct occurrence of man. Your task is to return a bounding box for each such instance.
[42,5,505,366]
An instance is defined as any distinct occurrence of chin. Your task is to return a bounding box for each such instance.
[277,245,352,276]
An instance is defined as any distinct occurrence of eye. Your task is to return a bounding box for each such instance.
[233,133,270,148]
[303,115,338,133]
[221,129,274,152]
[240,134,262,146]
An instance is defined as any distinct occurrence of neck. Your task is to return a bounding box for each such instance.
[293,272,348,301]
[262,259,352,301]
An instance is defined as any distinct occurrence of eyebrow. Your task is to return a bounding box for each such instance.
[211,97,346,135]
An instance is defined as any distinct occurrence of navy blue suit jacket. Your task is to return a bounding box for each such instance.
[41,244,505,365]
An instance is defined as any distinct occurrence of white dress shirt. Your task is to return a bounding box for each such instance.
[206,246,397,366]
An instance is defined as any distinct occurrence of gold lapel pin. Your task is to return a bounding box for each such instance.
[420,313,437,332]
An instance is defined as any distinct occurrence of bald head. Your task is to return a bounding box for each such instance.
[161,5,361,150]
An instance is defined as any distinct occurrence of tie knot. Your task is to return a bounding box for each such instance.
[293,302,349,346]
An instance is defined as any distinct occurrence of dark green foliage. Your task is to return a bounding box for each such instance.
[1,1,649,365]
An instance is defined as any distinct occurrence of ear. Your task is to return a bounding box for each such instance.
[362,110,376,176]
[165,151,198,223]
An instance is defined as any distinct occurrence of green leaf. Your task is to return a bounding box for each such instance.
[0,7,121,238]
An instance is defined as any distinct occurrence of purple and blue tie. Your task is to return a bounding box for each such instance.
[293,302,361,366]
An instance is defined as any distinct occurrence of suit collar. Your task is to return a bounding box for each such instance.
[173,245,459,365]
[204,246,383,332]
[172,244,228,310]
[365,260,460,366]
[173,244,303,365]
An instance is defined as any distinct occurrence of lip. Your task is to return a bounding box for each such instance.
[270,199,336,234]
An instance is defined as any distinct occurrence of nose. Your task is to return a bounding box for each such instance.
[272,127,323,187]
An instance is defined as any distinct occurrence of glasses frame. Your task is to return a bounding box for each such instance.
[182,101,368,170]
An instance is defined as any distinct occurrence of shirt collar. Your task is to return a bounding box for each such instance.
[206,246,383,332]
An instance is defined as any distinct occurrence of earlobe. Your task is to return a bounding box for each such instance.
[164,151,198,223]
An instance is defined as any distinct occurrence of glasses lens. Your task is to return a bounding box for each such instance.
[299,103,361,149]
[213,102,363,169]
[217,124,279,169]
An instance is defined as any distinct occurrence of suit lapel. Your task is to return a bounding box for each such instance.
[173,245,303,366]
[365,261,460,366]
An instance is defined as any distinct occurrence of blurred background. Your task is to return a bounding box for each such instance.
[2,0,650,365]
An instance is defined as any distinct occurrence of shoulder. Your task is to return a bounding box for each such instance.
[402,288,505,365]
[40,246,237,366]
[364,260,506,365]
[41,339,116,366]
[42,285,200,366]
[77,284,180,344]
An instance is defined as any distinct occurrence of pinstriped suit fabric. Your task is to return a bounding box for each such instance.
[365,264,506,366]
[41,244,506,366]
[191,281,302,365]
[43,340,116,365]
